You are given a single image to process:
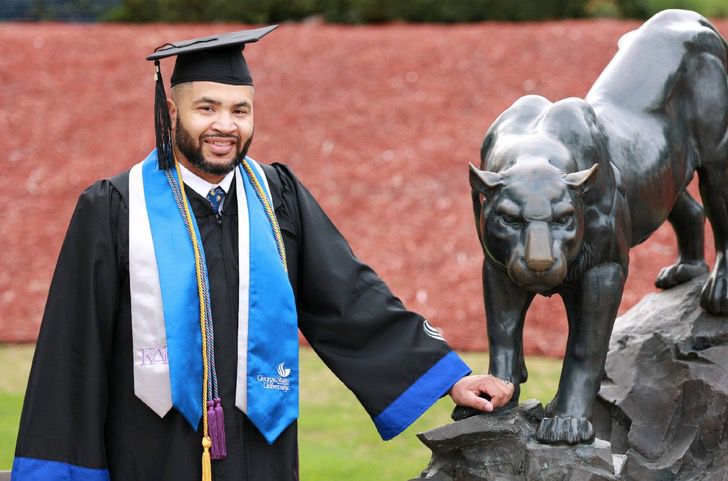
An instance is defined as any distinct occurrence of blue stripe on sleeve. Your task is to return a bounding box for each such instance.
[11,457,110,481]
[373,351,471,440]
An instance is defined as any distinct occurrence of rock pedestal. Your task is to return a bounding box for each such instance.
[412,277,728,481]
[593,276,728,481]
[411,400,623,481]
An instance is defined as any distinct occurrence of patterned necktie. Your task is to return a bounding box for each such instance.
[207,186,226,213]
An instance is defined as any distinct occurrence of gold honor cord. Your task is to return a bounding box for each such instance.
[240,159,288,271]
[172,160,213,481]
[166,157,286,481]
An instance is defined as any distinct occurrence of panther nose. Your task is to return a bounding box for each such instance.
[527,257,554,272]
[525,222,554,272]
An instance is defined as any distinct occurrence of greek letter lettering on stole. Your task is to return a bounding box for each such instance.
[139,346,169,366]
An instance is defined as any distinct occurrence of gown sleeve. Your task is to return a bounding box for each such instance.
[12,180,124,481]
[272,164,471,441]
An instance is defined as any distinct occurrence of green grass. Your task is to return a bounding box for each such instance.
[0,344,34,468]
[299,350,562,480]
[0,345,562,479]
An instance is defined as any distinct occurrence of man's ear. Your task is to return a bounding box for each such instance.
[563,164,599,197]
[167,98,177,127]
[469,163,504,196]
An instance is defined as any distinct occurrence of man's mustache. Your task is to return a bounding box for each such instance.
[202,133,240,142]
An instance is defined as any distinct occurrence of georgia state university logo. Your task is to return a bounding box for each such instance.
[277,362,291,378]
[256,362,292,391]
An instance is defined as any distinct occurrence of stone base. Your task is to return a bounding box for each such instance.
[593,276,728,481]
[411,400,624,481]
[413,277,728,481]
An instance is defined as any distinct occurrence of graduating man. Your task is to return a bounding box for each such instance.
[12,26,513,481]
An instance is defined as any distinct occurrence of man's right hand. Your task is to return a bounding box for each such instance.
[448,374,514,412]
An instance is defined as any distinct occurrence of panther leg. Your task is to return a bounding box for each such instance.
[655,190,708,289]
[483,258,534,406]
[698,167,728,314]
[537,262,625,444]
[683,49,728,314]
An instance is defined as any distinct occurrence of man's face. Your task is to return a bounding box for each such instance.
[169,81,255,180]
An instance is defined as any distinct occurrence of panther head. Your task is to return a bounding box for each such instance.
[470,158,598,293]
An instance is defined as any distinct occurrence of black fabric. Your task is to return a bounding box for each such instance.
[170,47,253,87]
[14,163,457,480]
[146,26,277,62]
[266,164,455,416]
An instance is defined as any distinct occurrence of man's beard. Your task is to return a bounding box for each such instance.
[174,118,253,176]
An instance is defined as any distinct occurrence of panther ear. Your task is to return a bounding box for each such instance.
[469,163,504,196]
[563,164,599,197]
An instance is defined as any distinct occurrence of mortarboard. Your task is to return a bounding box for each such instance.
[147,25,278,169]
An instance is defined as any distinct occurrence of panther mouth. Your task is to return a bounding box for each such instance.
[516,278,559,293]
[508,258,567,292]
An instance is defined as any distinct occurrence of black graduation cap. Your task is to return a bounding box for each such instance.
[147,25,278,169]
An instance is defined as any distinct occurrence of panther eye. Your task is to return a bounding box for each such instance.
[553,214,573,226]
[499,213,522,226]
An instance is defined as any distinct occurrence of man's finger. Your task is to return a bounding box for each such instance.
[470,391,494,412]
[453,385,493,412]
[477,380,508,398]
[495,382,515,405]
[450,374,515,411]
[476,378,513,407]
[488,391,511,408]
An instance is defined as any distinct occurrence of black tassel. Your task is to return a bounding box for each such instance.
[154,60,173,170]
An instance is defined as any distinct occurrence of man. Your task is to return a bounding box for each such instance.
[12,26,513,481]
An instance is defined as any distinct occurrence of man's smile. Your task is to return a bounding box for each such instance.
[203,136,239,156]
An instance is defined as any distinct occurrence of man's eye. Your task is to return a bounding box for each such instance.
[199,106,214,112]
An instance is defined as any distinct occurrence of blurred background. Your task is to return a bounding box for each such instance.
[0,0,726,478]
[1,0,727,22]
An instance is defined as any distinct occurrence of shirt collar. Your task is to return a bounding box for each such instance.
[177,162,235,200]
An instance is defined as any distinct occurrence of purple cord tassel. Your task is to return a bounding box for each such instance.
[207,401,218,459]
[208,398,227,460]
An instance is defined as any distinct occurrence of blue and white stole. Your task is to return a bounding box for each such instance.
[128,149,298,444]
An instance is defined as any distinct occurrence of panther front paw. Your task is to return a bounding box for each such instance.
[701,269,728,315]
[655,261,707,289]
[536,416,595,445]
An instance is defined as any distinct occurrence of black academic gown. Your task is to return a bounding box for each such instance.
[12,162,469,481]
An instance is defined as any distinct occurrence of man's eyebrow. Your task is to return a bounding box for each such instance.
[193,97,222,105]
[192,97,251,109]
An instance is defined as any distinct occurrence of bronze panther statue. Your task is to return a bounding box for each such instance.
[469,9,728,444]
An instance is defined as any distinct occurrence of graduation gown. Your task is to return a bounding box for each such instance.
[12,162,470,481]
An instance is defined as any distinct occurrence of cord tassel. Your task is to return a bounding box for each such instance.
[210,398,227,459]
[202,437,212,481]
[153,60,173,170]
[208,399,227,459]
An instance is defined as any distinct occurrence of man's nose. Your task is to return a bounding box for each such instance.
[211,113,237,134]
